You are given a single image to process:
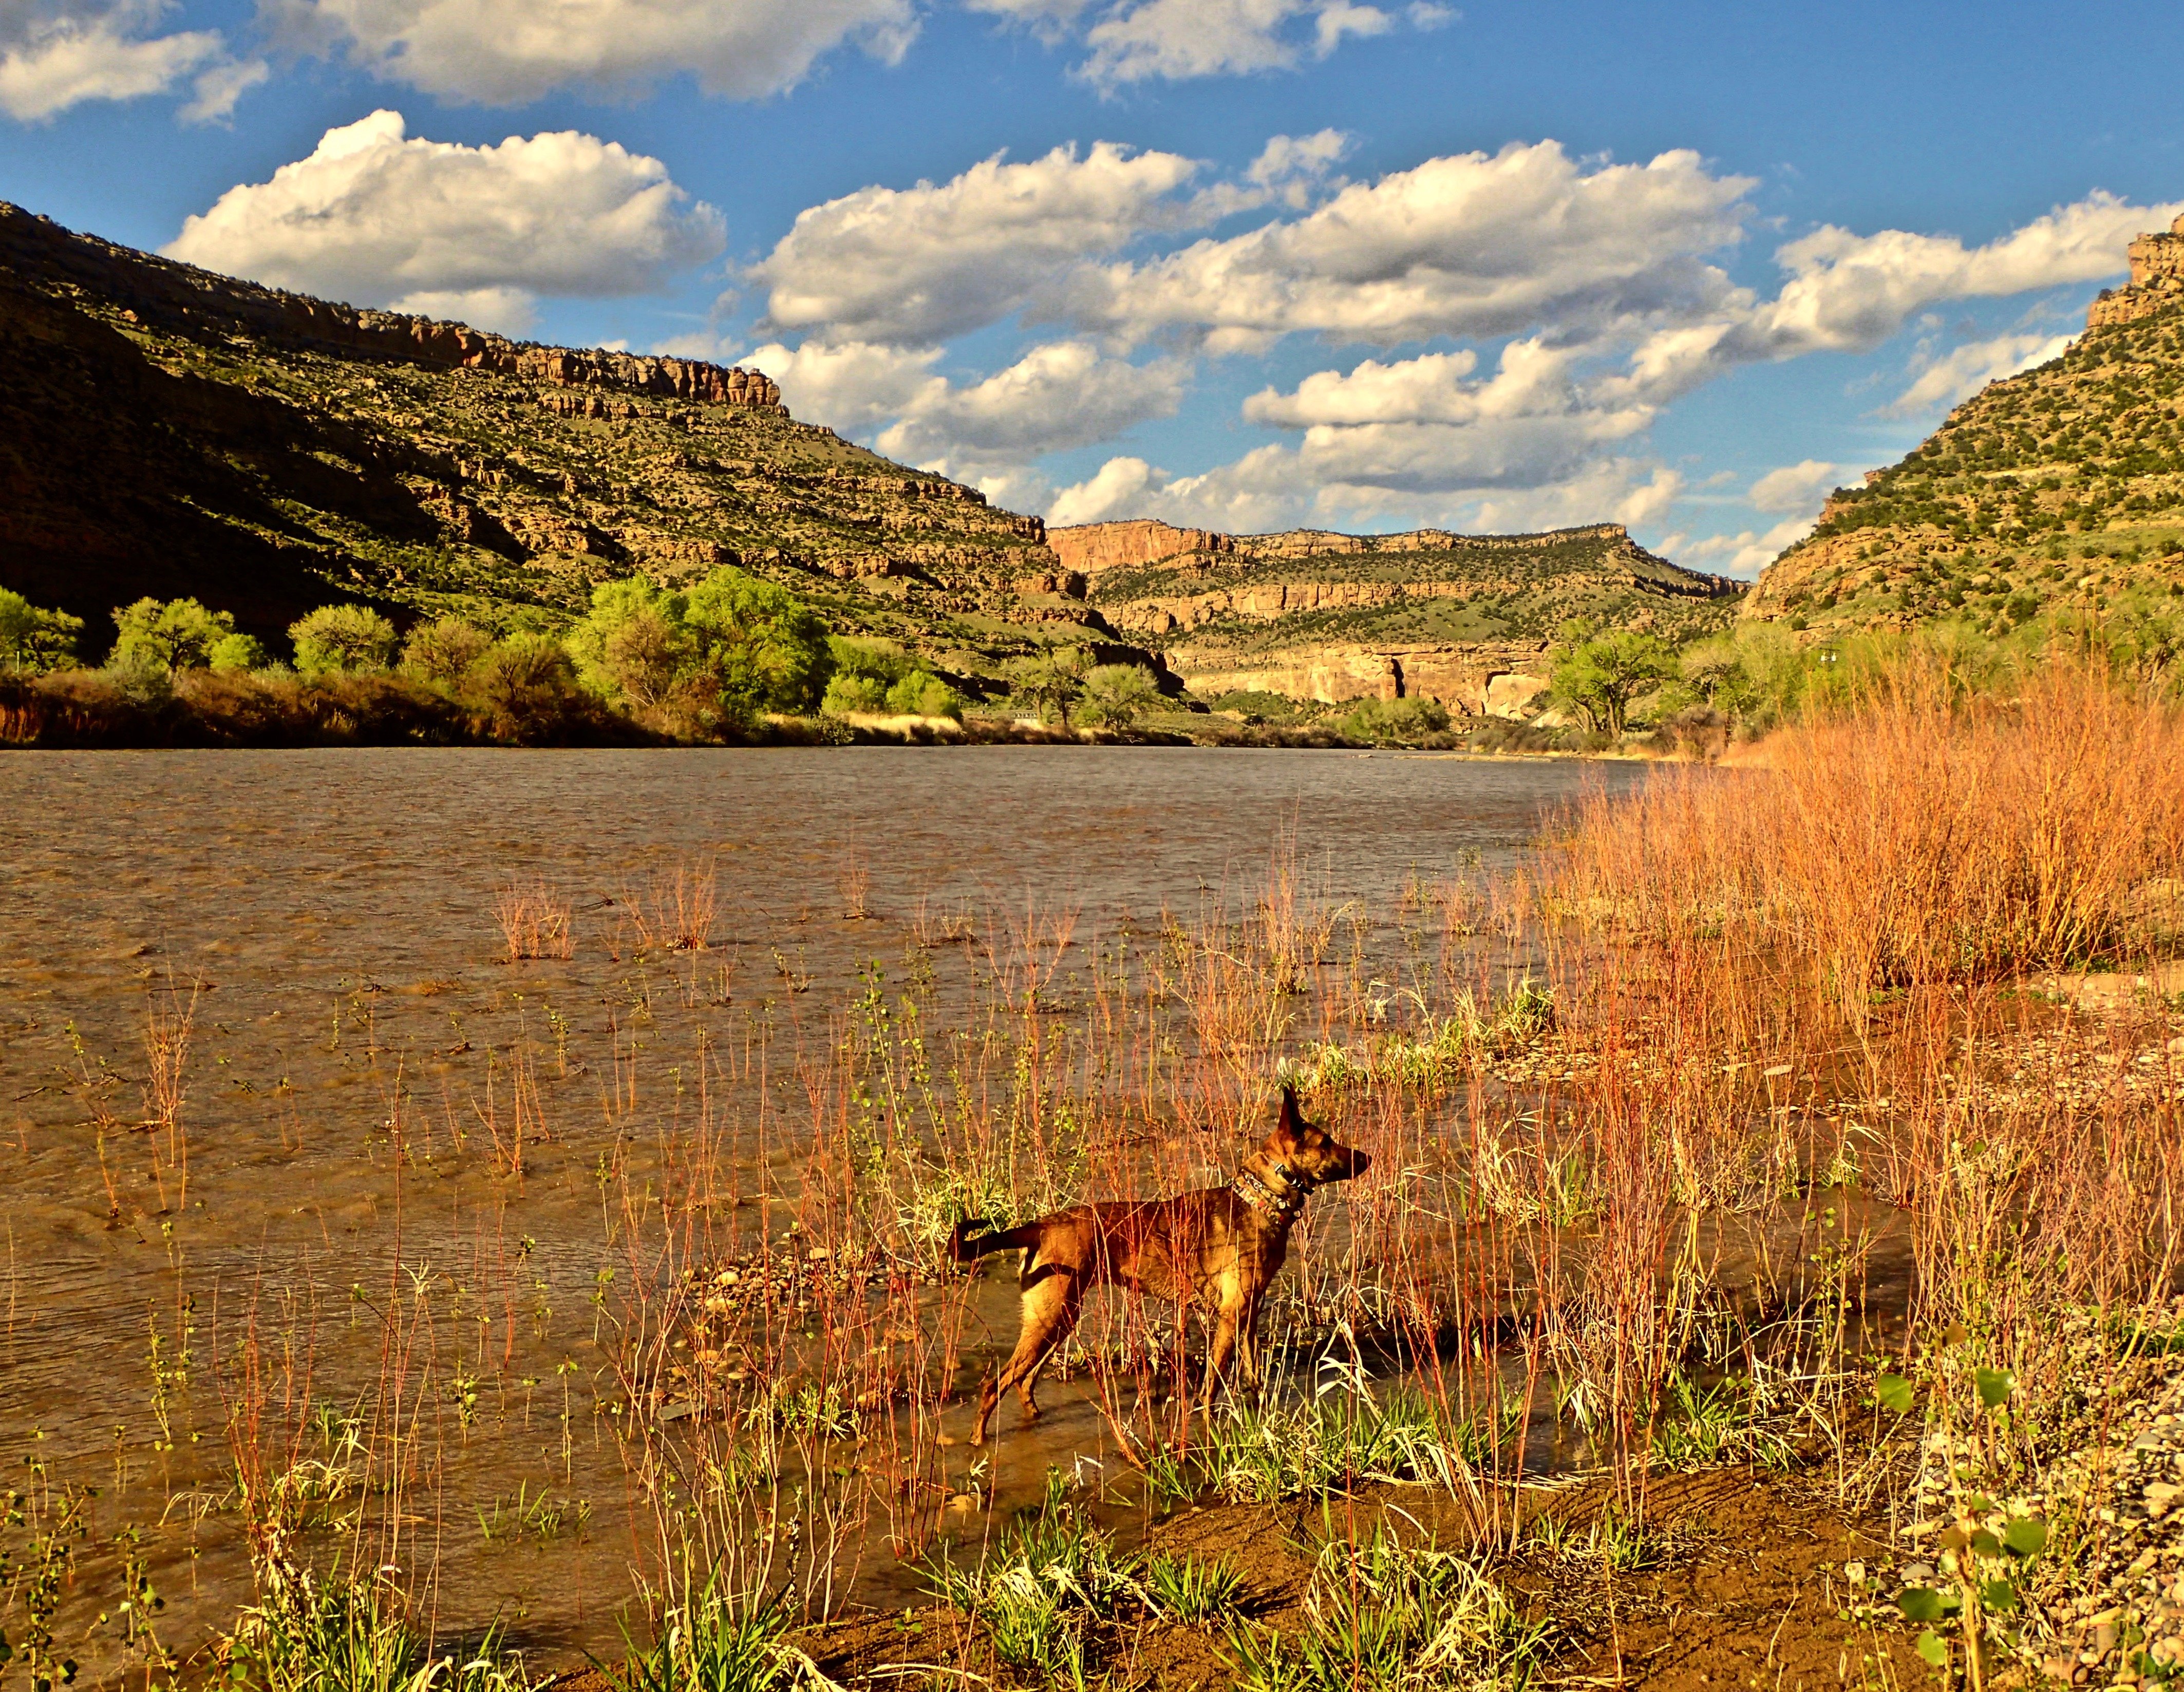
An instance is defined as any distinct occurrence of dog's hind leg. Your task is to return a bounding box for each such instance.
[970,1269,1080,1445]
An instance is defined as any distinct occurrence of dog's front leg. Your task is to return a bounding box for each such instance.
[1203,1293,1247,1396]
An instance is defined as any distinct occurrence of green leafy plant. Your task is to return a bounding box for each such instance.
[112,595,234,673]
[1895,1364,2047,1691]
[1080,662,1161,731]
[289,604,399,678]
[401,616,494,687]
[0,590,83,672]
[1225,1527,1549,1692]
[1140,1553,1246,1623]
[924,1468,1145,1689]
[1339,695,1452,745]
[610,1566,818,1692]
[1546,619,1677,737]
[208,631,269,673]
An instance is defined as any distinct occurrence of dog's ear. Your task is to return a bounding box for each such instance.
[1276,1083,1305,1139]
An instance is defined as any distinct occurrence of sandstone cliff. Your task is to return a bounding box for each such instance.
[1745,209,2184,636]
[2088,215,2184,331]
[1066,519,1741,713]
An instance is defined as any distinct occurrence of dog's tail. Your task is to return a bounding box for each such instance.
[948,1217,1040,1264]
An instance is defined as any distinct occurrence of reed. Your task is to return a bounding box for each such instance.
[493,878,575,961]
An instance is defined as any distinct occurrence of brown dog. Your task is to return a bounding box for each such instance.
[948,1084,1369,1445]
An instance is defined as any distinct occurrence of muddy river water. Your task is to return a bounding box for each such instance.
[0,747,1645,1675]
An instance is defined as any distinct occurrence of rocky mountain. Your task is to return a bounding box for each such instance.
[1050,518,1743,714]
[0,201,1135,688]
[1745,213,2184,636]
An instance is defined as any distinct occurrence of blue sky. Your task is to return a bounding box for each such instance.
[6,0,2183,573]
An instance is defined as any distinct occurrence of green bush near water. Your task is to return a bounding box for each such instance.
[112,596,234,672]
[289,604,399,678]
[0,589,83,672]
[569,567,832,727]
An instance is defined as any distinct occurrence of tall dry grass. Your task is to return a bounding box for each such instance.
[1542,665,2184,1009]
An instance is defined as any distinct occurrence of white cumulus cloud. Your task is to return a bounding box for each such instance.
[968,0,1431,88]
[1676,515,1816,578]
[165,110,725,324]
[1747,459,1840,515]
[1060,139,1756,352]
[0,0,261,121]
[876,340,1186,473]
[751,141,1209,347]
[1882,330,2074,418]
[268,0,914,105]
[738,339,946,428]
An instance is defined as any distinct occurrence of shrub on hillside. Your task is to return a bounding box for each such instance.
[290,605,398,678]
[464,634,580,743]
[884,670,964,721]
[1011,647,1087,727]
[821,673,889,715]
[819,637,963,720]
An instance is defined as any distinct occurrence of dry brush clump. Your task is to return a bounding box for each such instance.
[1541,664,2184,1010]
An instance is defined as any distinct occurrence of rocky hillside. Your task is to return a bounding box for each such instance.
[1051,518,1742,713]
[0,202,1139,686]
[1746,215,2184,636]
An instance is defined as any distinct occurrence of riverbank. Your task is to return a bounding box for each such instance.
[0,665,1590,751]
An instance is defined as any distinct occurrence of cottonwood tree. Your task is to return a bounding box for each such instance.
[1547,621,1677,737]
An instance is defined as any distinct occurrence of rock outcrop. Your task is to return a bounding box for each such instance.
[1080,522,1739,709]
[2088,215,2184,330]
[1178,642,1553,717]
[1047,520,1234,577]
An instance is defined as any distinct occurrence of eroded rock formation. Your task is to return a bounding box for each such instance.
[2088,215,2184,330]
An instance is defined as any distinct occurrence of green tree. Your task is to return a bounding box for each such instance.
[400,616,493,687]
[1014,647,1086,727]
[207,632,268,673]
[0,590,84,672]
[290,605,398,678]
[1079,663,1160,730]
[821,673,888,715]
[112,597,233,672]
[466,634,578,741]
[884,670,964,721]
[1546,622,1678,737]
[682,567,831,716]
[570,568,830,724]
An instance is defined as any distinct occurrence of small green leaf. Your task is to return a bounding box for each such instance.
[1916,1629,1950,1669]
[1877,1374,1915,1415]
[1981,1577,2019,1612]
[1940,1527,1970,1553]
[1967,1494,1994,1515]
[1975,1367,2013,1408]
[1970,1529,2003,1558]
[1900,1587,1946,1623]
[2002,1517,2047,1558]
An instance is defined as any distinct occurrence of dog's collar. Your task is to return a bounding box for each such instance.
[1231,1161,1313,1220]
